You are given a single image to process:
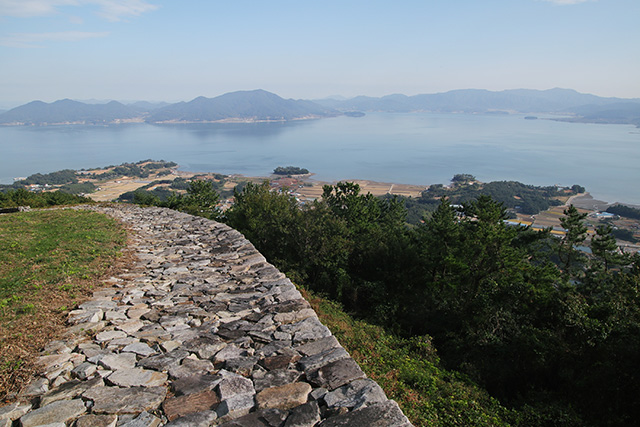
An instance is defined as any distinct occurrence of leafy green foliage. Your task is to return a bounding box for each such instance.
[402,179,574,225]
[606,204,640,220]
[16,169,78,186]
[558,205,588,278]
[590,225,624,270]
[168,179,221,220]
[92,160,176,180]
[224,183,640,426]
[307,289,515,426]
[57,182,96,195]
[273,166,309,175]
[611,227,638,243]
[451,173,476,185]
[119,179,222,220]
[0,188,92,208]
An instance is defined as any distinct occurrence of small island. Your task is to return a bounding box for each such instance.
[273,166,309,176]
[344,111,365,117]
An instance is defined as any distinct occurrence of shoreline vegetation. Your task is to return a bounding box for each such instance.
[2,161,639,250]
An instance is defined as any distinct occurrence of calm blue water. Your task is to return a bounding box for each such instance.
[1,113,638,204]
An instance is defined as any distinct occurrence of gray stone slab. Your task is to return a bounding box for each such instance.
[164,410,217,427]
[217,372,255,400]
[217,408,287,427]
[99,352,138,371]
[168,357,215,379]
[216,393,256,420]
[75,414,118,427]
[139,347,187,368]
[252,369,302,392]
[171,373,222,396]
[294,336,341,357]
[122,341,157,357]
[279,317,332,344]
[0,401,31,421]
[119,411,162,427]
[19,399,86,427]
[40,377,103,406]
[298,347,349,373]
[284,401,321,427]
[95,330,128,342]
[307,358,366,390]
[255,382,311,411]
[72,361,98,380]
[181,335,226,359]
[107,368,168,387]
[323,379,388,410]
[317,400,412,427]
[84,386,167,414]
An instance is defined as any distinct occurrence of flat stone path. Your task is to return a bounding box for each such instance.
[0,205,412,427]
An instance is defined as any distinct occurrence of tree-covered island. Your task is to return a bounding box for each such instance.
[272,166,310,176]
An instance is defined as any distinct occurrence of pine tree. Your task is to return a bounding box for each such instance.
[559,204,588,279]
[591,225,622,271]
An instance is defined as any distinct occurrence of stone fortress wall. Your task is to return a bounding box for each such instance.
[0,205,413,427]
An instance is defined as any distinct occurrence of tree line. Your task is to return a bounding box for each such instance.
[126,179,640,426]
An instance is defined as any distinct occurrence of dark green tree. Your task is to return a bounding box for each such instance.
[166,179,220,220]
[558,205,588,278]
[225,181,301,269]
[590,225,623,271]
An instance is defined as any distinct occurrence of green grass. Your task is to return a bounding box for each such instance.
[0,209,126,309]
[302,289,516,426]
[0,209,127,399]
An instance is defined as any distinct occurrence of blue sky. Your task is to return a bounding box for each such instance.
[1,0,639,107]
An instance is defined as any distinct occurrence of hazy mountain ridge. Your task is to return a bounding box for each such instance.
[146,90,338,123]
[1,88,639,126]
[316,88,640,126]
[319,88,639,113]
[0,99,141,125]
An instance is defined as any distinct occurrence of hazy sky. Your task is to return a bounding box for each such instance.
[1,0,639,107]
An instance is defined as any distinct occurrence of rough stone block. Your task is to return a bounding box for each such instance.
[284,401,322,427]
[74,413,118,427]
[0,401,31,421]
[19,399,86,427]
[119,410,162,427]
[99,352,138,371]
[255,382,312,411]
[307,358,365,390]
[217,372,255,400]
[171,373,222,396]
[163,389,221,421]
[217,408,287,427]
[164,410,217,427]
[323,379,388,410]
[320,401,412,426]
[106,367,168,387]
[40,377,103,406]
[83,386,167,414]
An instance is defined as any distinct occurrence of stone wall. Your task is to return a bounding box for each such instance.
[0,205,413,427]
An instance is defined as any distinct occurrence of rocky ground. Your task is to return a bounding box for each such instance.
[0,205,411,427]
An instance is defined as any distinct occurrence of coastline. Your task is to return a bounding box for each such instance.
[568,193,640,211]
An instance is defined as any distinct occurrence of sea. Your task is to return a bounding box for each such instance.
[1,112,639,205]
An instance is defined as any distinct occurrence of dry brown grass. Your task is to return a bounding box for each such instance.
[0,210,134,403]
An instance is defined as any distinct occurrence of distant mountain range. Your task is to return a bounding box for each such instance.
[316,88,640,126]
[1,88,639,127]
[146,90,337,123]
[0,99,141,125]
